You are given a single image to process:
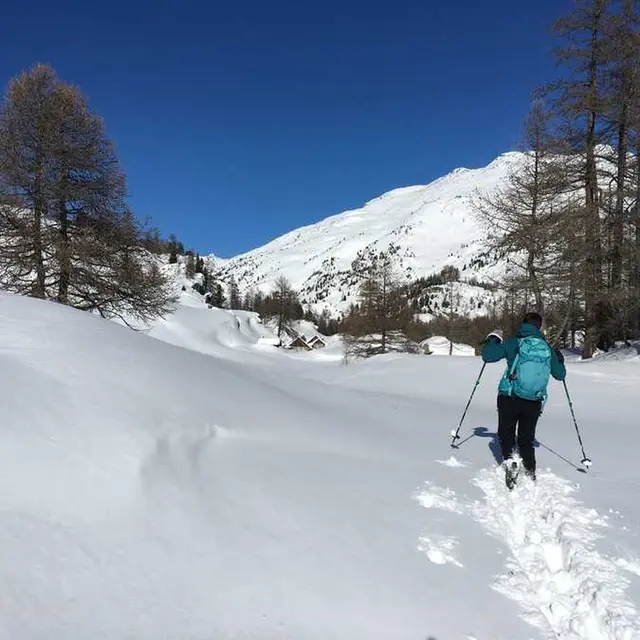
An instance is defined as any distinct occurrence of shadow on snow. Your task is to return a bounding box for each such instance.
[453,426,586,473]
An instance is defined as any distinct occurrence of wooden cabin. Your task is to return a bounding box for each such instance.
[287,336,312,351]
[307,335,327,350]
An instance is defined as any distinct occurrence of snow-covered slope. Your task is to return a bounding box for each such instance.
[2,292,639,639]
[146,288,278,361]
[423,335,476,356]
[215,153,520,315]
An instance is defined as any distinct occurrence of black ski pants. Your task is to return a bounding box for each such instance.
[497,394,542,473]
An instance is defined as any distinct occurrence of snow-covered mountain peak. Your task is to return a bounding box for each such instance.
[213,151,525,315]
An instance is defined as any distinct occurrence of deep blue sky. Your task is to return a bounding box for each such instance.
[1,0,569,257]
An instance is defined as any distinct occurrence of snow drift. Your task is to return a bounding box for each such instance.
[423,335,476,356]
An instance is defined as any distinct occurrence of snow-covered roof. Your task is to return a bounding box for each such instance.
[287,335,312,349]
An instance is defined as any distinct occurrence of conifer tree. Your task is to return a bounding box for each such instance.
[0,63,174,322]
[212,283,226,308]
[474,103,571,315]
[228,276,241,309]
[186,253,196,278]
[341,251,410,357]
[543,0,611,356]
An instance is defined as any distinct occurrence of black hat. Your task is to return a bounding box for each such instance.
[522,312,543,330]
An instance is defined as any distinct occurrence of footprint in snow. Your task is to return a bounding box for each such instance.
[418,535,463,568]
[415,469,640,639]
[435,455,468,468]
[415,483,466,515]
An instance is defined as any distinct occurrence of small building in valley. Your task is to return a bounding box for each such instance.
[307,335,327,350]
[287,336,312,351]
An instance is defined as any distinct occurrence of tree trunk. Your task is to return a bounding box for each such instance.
[57,174,71,304]
[636,213,640,334]
[528,251,544,313]
[582,14,604,360]
[529,147,544,312]
[380,276,388,354]
[31,165,47,298]
[634,153,640,335]
[570,251,577,348]
[612,112,628,290]
[448,279,454,355]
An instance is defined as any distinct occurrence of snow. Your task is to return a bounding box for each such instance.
[436,455,469,468]
[1,291,640,639]
[593,341,640,363]
[286,318,322,339]
[213,153,522,316]
[424,335,476,356]
[143,288,282,363]
[419,469,640,639]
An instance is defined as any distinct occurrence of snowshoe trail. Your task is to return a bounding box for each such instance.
[473,469,640,639]
[417,468,640,639]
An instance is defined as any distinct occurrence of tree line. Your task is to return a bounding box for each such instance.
[475,0,640,358]
[340,0,640,359]
[185,266,335,337]
[246,0,640,359]
[178,246,504,355]
[209,275,339,336]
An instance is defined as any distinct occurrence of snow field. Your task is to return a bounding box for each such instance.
[0,291,639,639]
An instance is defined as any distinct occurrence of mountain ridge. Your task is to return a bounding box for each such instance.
[208,152,523,316]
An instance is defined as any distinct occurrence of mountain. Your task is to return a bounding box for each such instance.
[213,152,523,317]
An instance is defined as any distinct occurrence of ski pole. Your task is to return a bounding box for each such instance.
[450,362,486,447]
[563,380,592,469]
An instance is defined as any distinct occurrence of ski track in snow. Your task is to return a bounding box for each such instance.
[417,469,640,640]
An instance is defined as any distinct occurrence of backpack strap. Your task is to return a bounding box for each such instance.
[507,339,521,382]
[501,339,521,396]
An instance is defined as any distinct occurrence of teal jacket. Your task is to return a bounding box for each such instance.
[482,323,566,395]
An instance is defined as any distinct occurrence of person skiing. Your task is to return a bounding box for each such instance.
[481,312,566,488]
